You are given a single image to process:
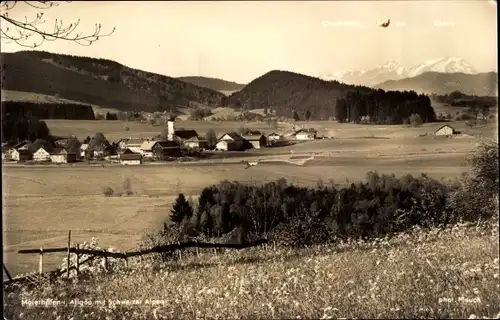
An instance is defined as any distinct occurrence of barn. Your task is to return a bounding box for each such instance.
[216,140,241,151]
[152,141,182,159]
[241,134,267,149]
[119,148,142,165]
[434,125,457,137]
[50,148,77,163]
[11,149,32,162]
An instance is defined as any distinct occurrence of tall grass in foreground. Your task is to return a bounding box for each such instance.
[4,216,499,319]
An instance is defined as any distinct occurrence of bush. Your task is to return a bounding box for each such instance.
[102,186,114,197]
[409,113,423,127]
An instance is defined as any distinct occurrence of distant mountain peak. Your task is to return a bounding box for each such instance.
[321,56,478,86]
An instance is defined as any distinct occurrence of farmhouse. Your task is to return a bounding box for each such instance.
[119,148,142,165]
[434,125,458,137]
[217,132,245,151]
[50,148,77,163]
[184,136,208,150]
[152,141,182,159]
[11,149,32,162]
[216,140,242,151]
[293,129,316,140]
[139,140,157,158]
[33,147,51,162]
[241,133,267,149]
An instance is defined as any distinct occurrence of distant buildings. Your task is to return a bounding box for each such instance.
[434,125,458,137]
[50,148,77,163]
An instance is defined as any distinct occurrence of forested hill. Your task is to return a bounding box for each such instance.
[226,70,436,124]
[177,76,245,92]
[0,51,227,113]
[226,70,372,120]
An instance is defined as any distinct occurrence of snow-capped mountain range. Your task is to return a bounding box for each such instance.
[321,57,479,87]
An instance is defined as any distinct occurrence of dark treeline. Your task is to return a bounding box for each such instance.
[2,101,95,120]
[1,117,53,145]
[430,91,498,108]
[160,140,498,249]
[335,90,436,124]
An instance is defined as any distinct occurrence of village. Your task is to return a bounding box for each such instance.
[1,119,320,165]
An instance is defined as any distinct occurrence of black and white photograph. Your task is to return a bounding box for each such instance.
[1,1,499,319]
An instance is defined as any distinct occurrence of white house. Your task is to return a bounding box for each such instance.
[80,144,89,158]
[33,147,51,162]
[294,129,316,140]
[434,125,457,137]
[139,140,157,158]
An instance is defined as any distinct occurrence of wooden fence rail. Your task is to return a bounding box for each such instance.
[17,239,269,259]
[6,238,269,286]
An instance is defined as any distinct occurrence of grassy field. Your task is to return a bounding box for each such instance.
[1,89,122,115]
[2,120,497,277]
[4,217,499,319]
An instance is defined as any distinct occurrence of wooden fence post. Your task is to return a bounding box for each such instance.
[66,230,71,278]
[103,252,108,271]
[39,247,43,277]
[195,247,199,257]
[75,244,80,276]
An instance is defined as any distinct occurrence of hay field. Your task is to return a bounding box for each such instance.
[3,152,471,277]
[1,89,121,115]
[44,119,287,142]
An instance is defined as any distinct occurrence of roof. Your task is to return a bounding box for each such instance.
[155,141,181,149]
[219,132,243,141]
[242,134,265,141]
[121,148,138,155]
[13,140,30,149]
[175,130,198,140]
[140,141,157,151]
[80,144,89,151]
[13,149,32,155]
[126,138,146,146]
[245,130,263,135]
[50,148,67,155]
[34,147,50,154]
[294,130,315,136]
[435,125,455,132]
[268,132,280,136]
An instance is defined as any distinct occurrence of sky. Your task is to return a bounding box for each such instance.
[1,1,497,84]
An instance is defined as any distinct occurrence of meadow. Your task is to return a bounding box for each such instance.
[2,119,497,277]
[4,217,499,319]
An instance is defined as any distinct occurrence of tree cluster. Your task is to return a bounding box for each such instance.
[1,117,53,145]
[160,141,498,249]
[335,90,436,124]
